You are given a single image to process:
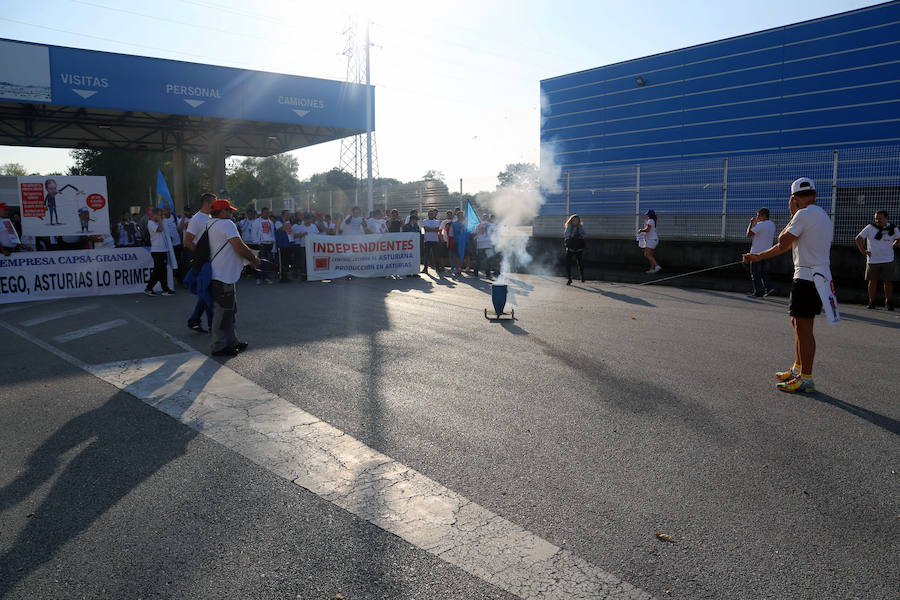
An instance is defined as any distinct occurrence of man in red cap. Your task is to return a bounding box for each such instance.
[207,198,260,356]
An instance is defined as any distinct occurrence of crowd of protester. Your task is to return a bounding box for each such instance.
[0,201,503,280]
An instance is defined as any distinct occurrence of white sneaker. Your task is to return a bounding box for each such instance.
[255,280,262,286]
[645,269,655,274]
[652,265,662,273]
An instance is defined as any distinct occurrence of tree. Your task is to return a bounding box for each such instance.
[0,162,27,176]
[69,149,171,217]
[422,170,445,183]
[225,153,302,205]
[497,163,538,189]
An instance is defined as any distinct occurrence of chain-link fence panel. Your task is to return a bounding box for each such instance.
[537,145,900,245]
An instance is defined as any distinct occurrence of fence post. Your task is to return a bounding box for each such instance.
[830,150,838,221]
[634,164,641,233]
[564,170,570,217]
[721,157,728,239]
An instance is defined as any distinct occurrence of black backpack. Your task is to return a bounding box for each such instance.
[190,220,228,272]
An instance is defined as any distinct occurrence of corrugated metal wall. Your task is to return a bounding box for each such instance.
[538,1,900,243]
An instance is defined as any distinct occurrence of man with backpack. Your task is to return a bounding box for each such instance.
[205,198,260,357]
[183,192,216,332]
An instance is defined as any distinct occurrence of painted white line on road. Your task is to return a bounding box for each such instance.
[52,319,128,343]
[0,319,89,370]
[81,351,654,600]
[0,304,42,315]
[21,304,100,327]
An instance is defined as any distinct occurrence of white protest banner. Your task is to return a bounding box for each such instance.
[0,248,154,304]
[19,175,111,238]
[305,233,420,280]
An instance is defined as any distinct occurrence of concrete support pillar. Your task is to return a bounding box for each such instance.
[208,139,227,196]
[172,146,187,212]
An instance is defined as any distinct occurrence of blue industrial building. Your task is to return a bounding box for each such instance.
[538,1,900,244]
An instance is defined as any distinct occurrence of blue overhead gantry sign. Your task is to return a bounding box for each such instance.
[0,38,372,131]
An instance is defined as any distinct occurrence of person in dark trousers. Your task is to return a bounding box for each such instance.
[564,214,586,285]
[402,214,422,277]
[746,207,776,298]
[183,192,216,332]
[206,198,260,357]
[143,208,175,296]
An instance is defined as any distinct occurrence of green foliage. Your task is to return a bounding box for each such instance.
[0,162,27,176]
[497,162,538,189]
[69,149,167,217]
[422,169,445,183]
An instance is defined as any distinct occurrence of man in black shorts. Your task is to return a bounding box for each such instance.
[743,177,833,393]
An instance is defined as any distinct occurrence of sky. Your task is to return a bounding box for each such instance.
[0,0,884,194]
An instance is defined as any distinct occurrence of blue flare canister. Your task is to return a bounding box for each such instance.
[491,283,507,315]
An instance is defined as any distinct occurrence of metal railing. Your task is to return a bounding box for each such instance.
[539,145,900,245]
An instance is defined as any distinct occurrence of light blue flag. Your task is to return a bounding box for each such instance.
[156,169,175,211]
[466,201,480,233]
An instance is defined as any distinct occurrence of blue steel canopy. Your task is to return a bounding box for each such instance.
[0,38,373,155]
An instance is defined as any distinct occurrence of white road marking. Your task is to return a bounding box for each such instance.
[0,303,46,315]
[21,304,100,327]
[0,311,654,599]
[84,352,654,600]
[52,319,128,343]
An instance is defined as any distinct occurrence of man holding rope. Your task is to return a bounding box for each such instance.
[743,178,833,394]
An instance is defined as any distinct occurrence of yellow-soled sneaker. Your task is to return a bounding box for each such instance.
[775,368,798,382]
[777,376,816,393]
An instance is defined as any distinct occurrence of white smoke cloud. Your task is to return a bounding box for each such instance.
[488,140,564,280]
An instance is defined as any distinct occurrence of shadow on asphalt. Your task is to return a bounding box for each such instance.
[812,392,899,437]
[0,390,198,596]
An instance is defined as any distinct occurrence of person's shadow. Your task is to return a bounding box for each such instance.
[812,392,899,437]
[0,389,197,596]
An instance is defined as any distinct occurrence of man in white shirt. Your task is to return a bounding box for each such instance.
[162,206,183,283]
[421,208,442,275]
[342,206,366,235]
[143,207,175,296]
[746,207,776,298]
[207,198,259,357]
[293,212,319,281]
[250,207,275,284]
[366,209,388,234]
[474,213,497,279]
[743,177,832,394]
[183,192,216,332]
[855,210,899,310]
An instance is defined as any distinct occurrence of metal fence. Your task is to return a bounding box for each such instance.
[536,145,900,245]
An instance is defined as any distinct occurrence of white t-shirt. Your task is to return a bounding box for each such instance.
[857,223,899,265]
[186,211,211,240]
[749,219,776,254]
[0,218,21,248]
[295,223,318,247]
[785,204,833,281]
[257,218,275,243]
[242,218,260,244]
[422,218,441,243]
[367,218,387,234]
[644,218,659,242]
[207,218,244,284]
[147,220,167,252]
[475,222,494,249]
[343,216,366,235]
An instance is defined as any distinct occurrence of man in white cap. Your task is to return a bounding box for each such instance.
[743,177,833,394]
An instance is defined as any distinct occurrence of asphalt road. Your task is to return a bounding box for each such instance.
[1,271,897,599]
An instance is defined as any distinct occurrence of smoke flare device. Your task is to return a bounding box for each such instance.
[485,283,515,320]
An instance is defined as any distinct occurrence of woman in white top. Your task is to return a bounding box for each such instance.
[637,209,661,274]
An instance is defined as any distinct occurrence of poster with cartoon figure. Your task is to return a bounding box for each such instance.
[19,176,110,237]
